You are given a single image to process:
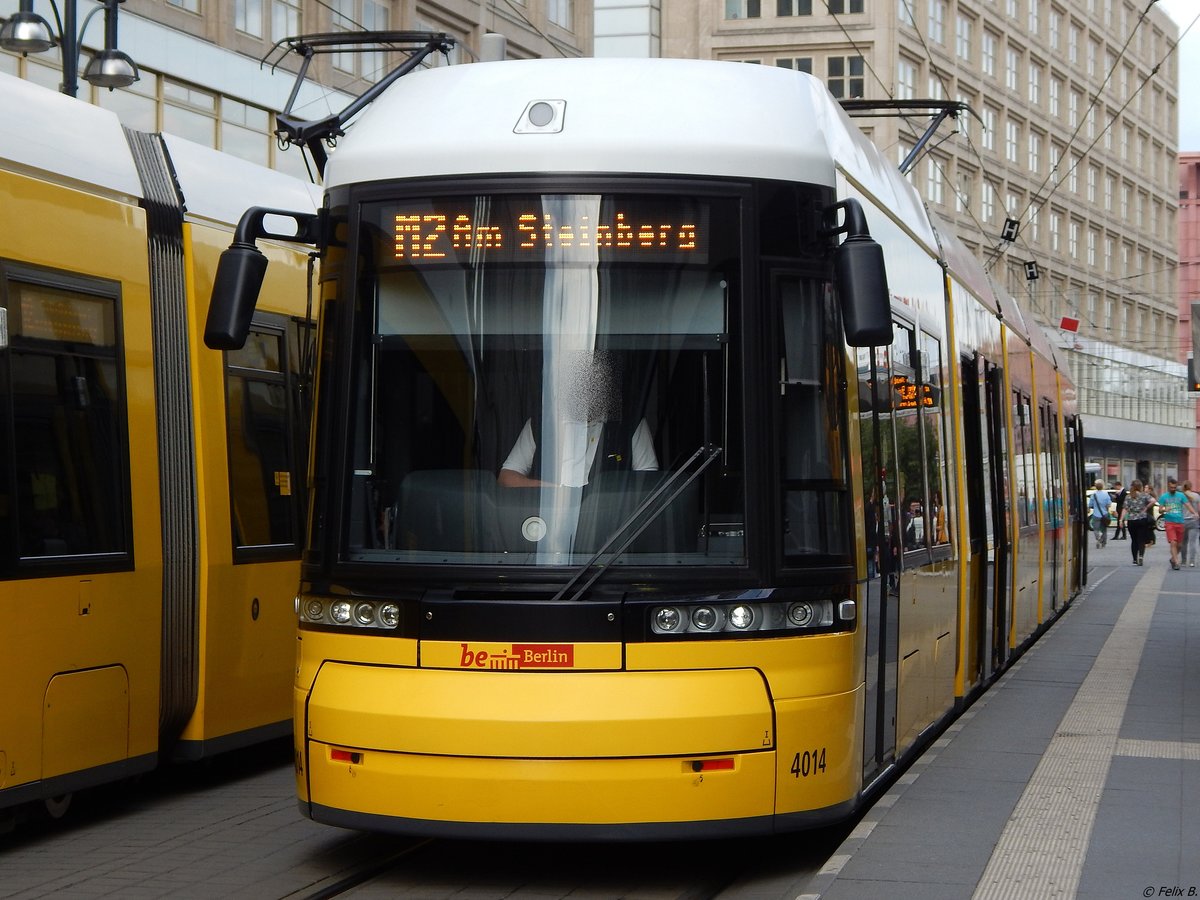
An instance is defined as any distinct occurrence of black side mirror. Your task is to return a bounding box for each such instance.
[206,244,268,351]
[204,206,321,351]
[825,199,893,348]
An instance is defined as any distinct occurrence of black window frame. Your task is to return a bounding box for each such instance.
[223,311,305,562]
[0,259,134,578]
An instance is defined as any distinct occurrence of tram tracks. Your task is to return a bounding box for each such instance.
[285,828,841,900]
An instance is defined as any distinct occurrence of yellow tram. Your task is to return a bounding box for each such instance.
[208,55,1086,838]
[0,73,317,823]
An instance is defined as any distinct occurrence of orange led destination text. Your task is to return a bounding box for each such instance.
[395,212,698,259]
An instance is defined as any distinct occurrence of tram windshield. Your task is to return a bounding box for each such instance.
[343,192,746,567]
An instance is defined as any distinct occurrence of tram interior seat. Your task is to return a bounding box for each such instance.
[574,470,699,555]
[394,468,700,557]
[395,469,503,552]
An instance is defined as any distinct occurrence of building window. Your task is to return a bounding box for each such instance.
[776,57,813,72]
[1006,48,1019,91]
[927,157,944,205]
[1050,212,1060,252]
[1028,131,1041,172]
[1028,62,1040,104]
[777,0,813,14]
[220,98,271,167]
[548,0,573,28]
[981,106,996,151]
[166,0,200,12]
[332,0,390,81]
[956,13,972,61]
[982,181,995,221]
[163,78,217,148]
[928,0,945,44]
[827,56,864,99]
[897,58,917,99]
[982,31,996,77]
[1029,0,1040,34]
[726,0,761,18]
[1006,119,1019,163]
[272,0,301,42]
[97,73,158,132]
[828,0,863,11]
[956,168,973,214]
[235,0,264,37]
[899,0,915,27]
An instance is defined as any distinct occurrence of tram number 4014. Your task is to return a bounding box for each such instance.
[790,748,827,778]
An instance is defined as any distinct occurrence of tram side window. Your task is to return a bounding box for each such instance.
[1012,392,1036,528]
[224,320,301,557]
[888,323,929,552]
[779,275,848,560]
[0,267,130,568]
[920,331,951,548]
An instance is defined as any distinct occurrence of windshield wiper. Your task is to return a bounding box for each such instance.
[549,443,723,604]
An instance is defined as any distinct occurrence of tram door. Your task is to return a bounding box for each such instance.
[857,343,900,783]
[959,355,990,688]
[984,365,1011,672]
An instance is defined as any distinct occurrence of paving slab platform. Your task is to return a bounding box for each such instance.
[801,538,1200,900]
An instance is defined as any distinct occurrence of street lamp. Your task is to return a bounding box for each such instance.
[0,0,139,97]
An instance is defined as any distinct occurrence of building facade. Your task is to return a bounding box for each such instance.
[1179,153,1200,485]
[598,0,1186,490]
[1,0,592,180]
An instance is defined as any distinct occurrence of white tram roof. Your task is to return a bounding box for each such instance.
[162,134,322,227]
[0,72,319,225]
[0,71,143,201]
[326,58,934,249]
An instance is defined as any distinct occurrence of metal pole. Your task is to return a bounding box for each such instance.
[61,0,78,97]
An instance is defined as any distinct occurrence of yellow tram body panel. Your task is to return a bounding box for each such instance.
[176,222,309,751]
[0,170,164,793]
[296,630,863,829]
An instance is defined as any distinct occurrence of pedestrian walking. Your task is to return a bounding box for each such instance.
[1120,480,1156,566]
[1113,482,1128,539]
[1183,481,1200,566]
[1089,481,1111,548]
[1158,478,1188,570]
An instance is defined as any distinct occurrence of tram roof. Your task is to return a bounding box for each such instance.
[0,72,143,201]
[328,58,930,237]
[163,134,322,227]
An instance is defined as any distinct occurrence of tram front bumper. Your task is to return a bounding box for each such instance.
[302,662,774,830]
[298,662,857,836]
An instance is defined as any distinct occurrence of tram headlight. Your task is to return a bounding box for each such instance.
[354,602,376,626]
[691,606,718,630]
[645,590,848,638]
[379,603,401,628]
[787,601,814,627]
[728,605,755,629]
[654,606,683,633]
[330,600,352,624]
[304,598,325,622]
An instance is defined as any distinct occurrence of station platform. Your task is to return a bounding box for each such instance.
[803,537,1200,900]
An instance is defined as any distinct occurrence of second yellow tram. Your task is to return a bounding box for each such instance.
[0,73,318,824]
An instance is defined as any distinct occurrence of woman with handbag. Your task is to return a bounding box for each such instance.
[1120,480,1157,566]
